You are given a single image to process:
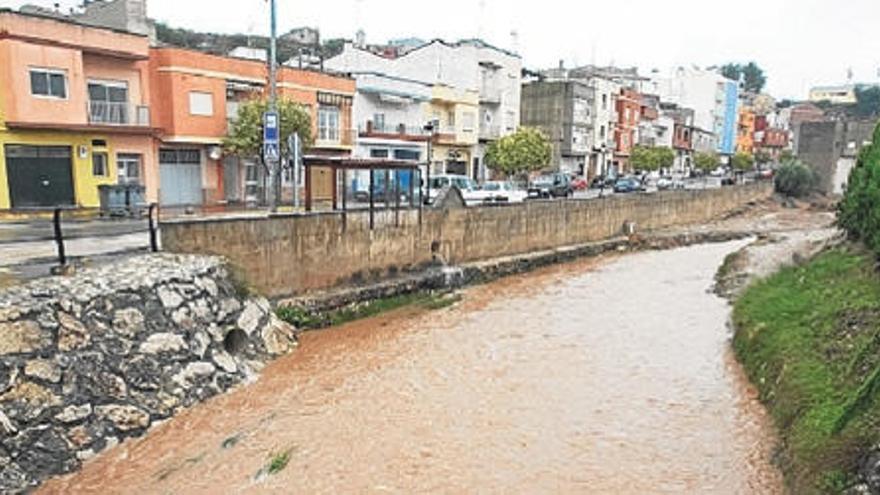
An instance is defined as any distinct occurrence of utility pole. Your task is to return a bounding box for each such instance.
[266,0,279,212]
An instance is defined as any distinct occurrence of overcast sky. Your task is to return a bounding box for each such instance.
[4,0,879,99]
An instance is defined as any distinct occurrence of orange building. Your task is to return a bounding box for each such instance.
[613,87,641,173]
[149,47,355,208]
[0,9,156,210]
[736,107,756,155]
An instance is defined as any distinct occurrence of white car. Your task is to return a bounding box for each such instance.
[426,174,483,205]
[710,167,727,177]
[475,181,528,204]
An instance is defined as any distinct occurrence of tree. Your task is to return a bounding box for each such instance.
[485,127,552,178]
[774,160,817,198]
[755,150,773,167]
[721,63,741,82]
[854,85,880,118]
[694,151,719,174]
[631,145,676,173]
[223,98,313,160]
[779,150,795,163]
[719,62,766,93]
[731,152,755,172]
[630,145,659,172]
[741,62,767,93]
[838,122,880,255]
[654,147,676,172]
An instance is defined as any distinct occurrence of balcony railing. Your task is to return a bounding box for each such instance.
[479,124,501,140]
[88,101,150,126]
[315,128,357,148]
[480,87,502,104]
[359,121,427,137]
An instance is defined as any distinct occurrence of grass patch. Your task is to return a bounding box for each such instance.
[733,246,880,493]
[277,291,460,330]
[267,450,291,475]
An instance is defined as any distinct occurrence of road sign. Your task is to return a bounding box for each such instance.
[263,111,279,162]
[264,142,280,162]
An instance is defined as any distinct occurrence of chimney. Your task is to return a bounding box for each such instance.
[559,59,565,70]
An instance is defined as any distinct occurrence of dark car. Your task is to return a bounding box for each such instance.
[528,173,573,199]
[590,176,616,189]
[613,177,645,194]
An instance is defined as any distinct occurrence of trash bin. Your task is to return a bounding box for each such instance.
[98,184,148,217]
[125,184,147,217]
[98,185,129,217]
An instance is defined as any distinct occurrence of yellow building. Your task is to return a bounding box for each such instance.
[736,107,756,155]
[0,10,155,212]
[427,85,480,178]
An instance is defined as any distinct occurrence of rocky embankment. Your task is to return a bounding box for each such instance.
[0,255,298,493]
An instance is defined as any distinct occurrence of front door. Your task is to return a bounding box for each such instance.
[4,145,75,208]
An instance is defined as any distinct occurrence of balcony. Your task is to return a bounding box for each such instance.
[359,121,429,141]
[479,87,502,104]
[315,128,357,149]
[88,101,150,126]
[479,124,501,140]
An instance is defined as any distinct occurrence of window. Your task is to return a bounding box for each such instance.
[447,110,456,127]
[600,125,606,140]
[318,105,340,141]
[602,93,608,110]
[370,148,389,158]
[462,112,476,131]
[373,113,386,132]
[92,152,109,177]
[89,80,129,124]
[117,154,142,185]
[30,69,67,99]
[189,92,214,116]
[393,149,420,161]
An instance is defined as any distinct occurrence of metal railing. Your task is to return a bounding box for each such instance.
[479,124,501,140]
[359,121,427,136]
[315,128,357,148]
[88,101,150,126]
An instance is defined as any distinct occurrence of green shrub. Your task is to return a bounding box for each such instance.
[774,160,818,198]
[838,122,880,254]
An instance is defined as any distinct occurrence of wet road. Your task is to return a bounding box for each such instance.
[41,241,782,494]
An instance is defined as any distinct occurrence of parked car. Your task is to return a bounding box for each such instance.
[757,168,774,180]
[590,175,616,189]
[528,173,573,199]
[710,167,727,177]
[721,176,736,186]
[571,176,589,191]
[475,181,528,204]
[613,177,646,194]
[656,176,686,191]
[426,174,482,205]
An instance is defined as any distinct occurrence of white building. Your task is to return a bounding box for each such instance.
[326,38,521,181]
[587,76,619,177]
[655,67,739,156]
[348,72,431,162]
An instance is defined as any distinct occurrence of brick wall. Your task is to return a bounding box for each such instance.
[162,183,773,297]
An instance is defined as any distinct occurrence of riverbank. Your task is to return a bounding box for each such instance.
[731,245,880,494]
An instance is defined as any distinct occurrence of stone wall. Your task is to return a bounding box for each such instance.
[0,255,298,493]
[162,183,773,298]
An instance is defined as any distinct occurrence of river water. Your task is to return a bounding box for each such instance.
[41,241,783,494]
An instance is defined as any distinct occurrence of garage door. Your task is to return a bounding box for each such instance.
[159,148,202,206]
[4,145,75,208]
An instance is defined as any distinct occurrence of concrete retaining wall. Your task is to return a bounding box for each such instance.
[162,183,773,298]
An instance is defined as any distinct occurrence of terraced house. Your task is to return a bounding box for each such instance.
[149,48,355,209]
[0,9,156,211]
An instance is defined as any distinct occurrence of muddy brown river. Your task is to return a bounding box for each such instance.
[41,241,783,494]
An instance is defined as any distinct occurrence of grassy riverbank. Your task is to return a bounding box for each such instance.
[733,246,880,493]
